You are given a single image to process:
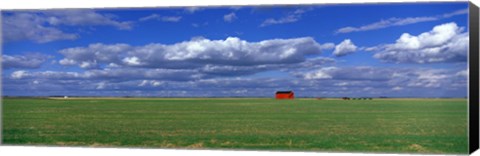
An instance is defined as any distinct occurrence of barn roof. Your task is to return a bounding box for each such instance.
[276,91,293,94]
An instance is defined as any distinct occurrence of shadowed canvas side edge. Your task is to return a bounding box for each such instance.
[469,1,479,154]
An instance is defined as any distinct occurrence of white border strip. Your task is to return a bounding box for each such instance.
[0,0,470,10]
[0,146,459,156]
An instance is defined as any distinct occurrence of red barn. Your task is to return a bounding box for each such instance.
[275,91,294,99]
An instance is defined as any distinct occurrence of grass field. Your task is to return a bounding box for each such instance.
[2,98,468,154]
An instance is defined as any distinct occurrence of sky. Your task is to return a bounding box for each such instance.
[1,2,470,97]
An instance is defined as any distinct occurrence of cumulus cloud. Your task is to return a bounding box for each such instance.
[223,12,237,22]
[372,22,468,63]
[333,39,357,57]
[2,10,133,43]
[302,67,336,79]
[134,37,323,66]
[139,14,182,22]
[57,37,327,69]
[2,53,51,69]
[122,57,142,66]
[11,70,29,79]
[58,43,131,69]
[336,8,468,34]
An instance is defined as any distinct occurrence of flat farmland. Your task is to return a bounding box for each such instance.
[2,98,468,154]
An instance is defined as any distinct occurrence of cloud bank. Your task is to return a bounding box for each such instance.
[58,37,327,69]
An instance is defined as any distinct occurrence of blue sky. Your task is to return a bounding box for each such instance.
[1,2,469,97]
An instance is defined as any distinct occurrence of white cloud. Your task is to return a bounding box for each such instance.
[58,43,131,69]
[107,63,121,68]
[96,81,107,90]
[44,10,133,30]
[2,53,51,69]
[319,43,335,50]
[372,22,468,63]
[122,57,141,66]
[161,16,182,22]
[407,70,449,88]
[302,67,337,80]
[336,17,437,34]
[260,15,299,27]
[138,80,163,87]
[260,8,310,27]
[139,14,182,22]
[152,81,162,87]
[333,39,357,57]
[456,69,468,77]
[334,82,348,86]
[336,8,468,34]
[292,57,336,69]
[154,36,320,64]
[296,66,402,82]
[11,70,29,79]
[57,37,327,69]
[295,66,467,95]
[442,9,469,18]
[392,86,403,91]
[59,59,77,66]
[7,68,201,82]
[138,80,149,86]
[2,13,78,43]
[223,12,237,22]
[79,61,97,69]
[139,14,160,21]
[2,10,133,43]
[390,23,459,49]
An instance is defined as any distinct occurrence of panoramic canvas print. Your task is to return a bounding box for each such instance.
[1,2,470,154]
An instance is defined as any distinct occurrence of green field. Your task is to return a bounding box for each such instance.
[2,98,468,154]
